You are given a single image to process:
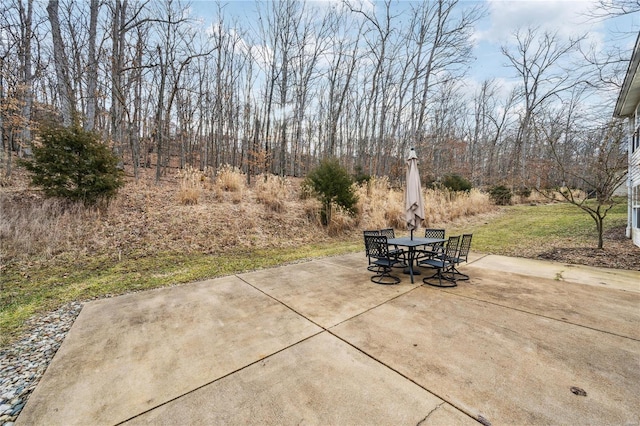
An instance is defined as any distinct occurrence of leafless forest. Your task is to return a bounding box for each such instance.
[0,0,632,188]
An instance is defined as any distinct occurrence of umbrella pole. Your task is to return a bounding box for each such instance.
[410,228,413,240]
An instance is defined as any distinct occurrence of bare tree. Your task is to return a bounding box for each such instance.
[460,77,523,187]
[546,119,628,249]
[18,0,35,156]
[46,0,74,125]
[83,0,99,131]
[408,0,482,148]
[289,4,332,176]
[150,0,214,181]
[0,0,45,176]
[502,27,584,187]
[324,11,361,159]
[588,0,640,18]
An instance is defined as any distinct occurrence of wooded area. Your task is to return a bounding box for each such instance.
[0,0,631,188]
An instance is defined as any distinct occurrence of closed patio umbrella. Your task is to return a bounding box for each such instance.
[405,148,425,240]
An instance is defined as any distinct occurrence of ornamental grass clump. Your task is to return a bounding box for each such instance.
[176,166,207,205]
[215,164,244,193]
[356,177,403,230]
[255,174,291,212]
[423,188,492,225]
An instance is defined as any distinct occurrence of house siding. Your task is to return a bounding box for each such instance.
[629,110,640,247]
[615,32,640,249]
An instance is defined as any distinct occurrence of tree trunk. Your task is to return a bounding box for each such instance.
[155,46,166,183]
[597,217,604,250]
[84,0,99,131]
[19,0,34,155]
[46,0,74,126]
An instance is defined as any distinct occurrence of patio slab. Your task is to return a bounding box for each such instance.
[467,254,640,292]
[331,283,640,425]
[240,257,417,328]
[17,276,322,426]
[123,332,475,425]
[15,252,640,425]
[452,267,640,339]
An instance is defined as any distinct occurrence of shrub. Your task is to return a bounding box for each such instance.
[20,124,124,206]
[303,158,358,226]
[353,164,371,186]
[441,174,472,192]
[489,185,512,205]
[516,187,532,198]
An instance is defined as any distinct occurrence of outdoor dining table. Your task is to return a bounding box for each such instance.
[387,237,446,283]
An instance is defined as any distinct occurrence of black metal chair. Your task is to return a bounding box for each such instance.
[417,228,446,260]
[379,228,406,268]
[418,235,460,287]
[363,230,381,271]
[364,235,401,285]
[450,233,473,281]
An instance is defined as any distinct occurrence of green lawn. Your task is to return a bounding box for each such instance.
[0,241,361,347]
[446,199,628,256]
[0,199,628,347]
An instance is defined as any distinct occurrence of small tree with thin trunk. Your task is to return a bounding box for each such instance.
[545,120,627,249]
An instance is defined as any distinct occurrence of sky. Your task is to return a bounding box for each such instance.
[473,0,638,78]
[188,0,640,101]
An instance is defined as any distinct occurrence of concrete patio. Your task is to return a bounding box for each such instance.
[16,253,640,425]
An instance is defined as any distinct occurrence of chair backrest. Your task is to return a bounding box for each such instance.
[363,230,380,256]
[380,228,395,239]
[364,235,389,259]
[457,234,473,262]
[443,235,460,261]
[424,228,445,239]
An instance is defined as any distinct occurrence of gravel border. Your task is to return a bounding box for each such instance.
[0,302,83,425]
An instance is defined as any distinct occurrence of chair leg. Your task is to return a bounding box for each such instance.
[422,266,457,288]
[451,265,469,280]
[371,265,400,285]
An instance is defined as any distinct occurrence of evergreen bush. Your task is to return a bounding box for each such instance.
[516,187,532,198]
[489,185,512,205]
[303,158,358,226]
[441,173,472,192]
[353,165,371,186]
[20,124,124,206]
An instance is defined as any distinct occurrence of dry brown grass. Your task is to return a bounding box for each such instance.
[176,166,209,205]
[0,195,98,264]
[255,174,291,213]
[355,177,404,230]
[423,188,493,225]
[511,188,586,205]
[1,167,499,269]
[355,178,493,231]
[215,164,244,193]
